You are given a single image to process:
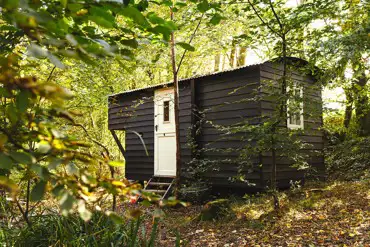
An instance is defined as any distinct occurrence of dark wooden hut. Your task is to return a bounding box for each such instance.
[108,57,324,193]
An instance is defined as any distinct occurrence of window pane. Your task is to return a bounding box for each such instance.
[287,83,303,127]
[163,100,170,122]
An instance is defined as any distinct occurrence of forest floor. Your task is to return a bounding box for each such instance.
[151,180,370,246]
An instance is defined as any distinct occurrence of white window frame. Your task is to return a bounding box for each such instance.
[287,82,304,130]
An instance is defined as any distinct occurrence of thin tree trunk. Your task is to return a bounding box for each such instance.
[237,47,247,67]
[229,45,236,68]
[354,71,369,136]
[16,179,32,227]
[170,5,181,197]
[343,88,353,129]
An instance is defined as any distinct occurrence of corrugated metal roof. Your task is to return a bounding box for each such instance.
[108,61,262,97]
[108,57,318,97]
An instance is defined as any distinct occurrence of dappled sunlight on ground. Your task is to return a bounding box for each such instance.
[157,180,370,246]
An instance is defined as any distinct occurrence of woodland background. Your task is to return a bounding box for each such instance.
[0,0,369,246]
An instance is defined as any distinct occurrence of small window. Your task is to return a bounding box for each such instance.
[163,100,170,122]
[287,83,304,129]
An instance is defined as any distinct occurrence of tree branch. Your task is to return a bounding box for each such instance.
[176,13,205,74]
[247,0,282,37]
[72,123,110,156]
[0,127,31,152]
[46,66,56,82]
[268,0,284,33]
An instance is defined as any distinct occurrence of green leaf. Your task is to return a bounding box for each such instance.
[176,42,195,52]
[150,25,171,41]
[30,180,47,202]
[89,6,115,28]
[120,7,150,28]
[60,0,67,8]
[106,211,124,224]
[27,44,48,58]
[163,20,177,31]
[89,15,114,29]
[0,134,8,146]
[108,160,125,167]
[78,200,92,221]
[0,176,18,193]
[16,90,31,113]
[120,39,139,49]
[0,153,13,170]
[52,185,64,197]
[67,3,83,12]
[37,141,51,154]
[49,158,63,170]
[210,13,223,25]
[197,0,209,13]
[48,54,65,69]
[7,104,18,123]
[147,12,165,25]
[31,164,50,180]
[0,88,10,98]
[175,2,187,7]
[10,151,35,164]
[59,192,75,215]
[67,162,79,175]
[2,0,19,10]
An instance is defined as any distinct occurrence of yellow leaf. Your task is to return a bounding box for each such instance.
[112,180,127,187]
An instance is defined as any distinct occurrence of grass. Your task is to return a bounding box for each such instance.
[1,180,369,246]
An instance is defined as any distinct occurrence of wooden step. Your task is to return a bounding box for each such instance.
[149,182,171,186]
[144,189,166,194]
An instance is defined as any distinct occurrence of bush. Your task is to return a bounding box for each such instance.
[0,212,159,247]
[326,136,370,181]
[198,199,233,221]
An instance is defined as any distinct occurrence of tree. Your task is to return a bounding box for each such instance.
[0,0,180,224]
[305,0,369,135]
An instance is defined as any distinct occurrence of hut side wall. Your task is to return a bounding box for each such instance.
[194,66,263,188]
[259,62,324,188]
[109,90,155,181]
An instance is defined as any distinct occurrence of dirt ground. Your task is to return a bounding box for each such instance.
[153,180,370,246]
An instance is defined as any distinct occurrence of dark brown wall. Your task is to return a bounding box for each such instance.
[259,62,324,188]
[194,65,263,188]
[108,82,192,181]
[109,89,155,180]
[108,59,324,189]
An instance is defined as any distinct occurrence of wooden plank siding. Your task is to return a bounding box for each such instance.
[109,89,155,181]
[108,82,193,181]
[259,62,324,188]
[107,58,324,191]
[194,65,263,188]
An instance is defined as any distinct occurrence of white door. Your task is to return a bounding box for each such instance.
[154,88,176,176]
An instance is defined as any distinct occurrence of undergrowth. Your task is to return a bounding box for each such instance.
[0,211,160,247]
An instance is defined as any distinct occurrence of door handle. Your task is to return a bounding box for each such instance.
[155,125,158,132]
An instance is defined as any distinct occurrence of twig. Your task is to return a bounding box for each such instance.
[71,123,110,156]
[15,198,32,227]
[46,66,56,82]
[0,127,30,152]
[176,13,205,74]
[268,0,284,33]
[247,0,281,37]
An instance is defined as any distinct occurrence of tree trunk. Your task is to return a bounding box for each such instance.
[237,47,247,67]
[229,45,236,68]
[170,5,181,197]
[343,88,354,129]
[354,71,370,136]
